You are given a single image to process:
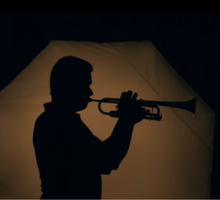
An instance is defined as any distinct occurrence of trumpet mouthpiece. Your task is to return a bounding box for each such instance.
[89,98,100,102]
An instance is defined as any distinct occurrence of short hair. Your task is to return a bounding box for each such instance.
[50,56,93,97]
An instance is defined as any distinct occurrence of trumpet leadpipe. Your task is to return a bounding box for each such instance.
[89,98,119,103]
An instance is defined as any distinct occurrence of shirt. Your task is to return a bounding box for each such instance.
[33,102,111,199]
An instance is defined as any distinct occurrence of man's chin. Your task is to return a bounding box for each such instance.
[74,102,89,112]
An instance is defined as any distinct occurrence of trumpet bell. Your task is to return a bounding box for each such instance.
[185,97,196,116]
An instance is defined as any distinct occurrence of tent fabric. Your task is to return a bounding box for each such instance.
[0,41,215,199]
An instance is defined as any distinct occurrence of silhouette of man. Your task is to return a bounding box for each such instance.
[33,56,147,199]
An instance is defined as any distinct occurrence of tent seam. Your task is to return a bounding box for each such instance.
[0,180,15,199]
[110,42,212,153]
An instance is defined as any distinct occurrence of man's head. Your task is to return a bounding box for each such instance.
[50,56,93,112]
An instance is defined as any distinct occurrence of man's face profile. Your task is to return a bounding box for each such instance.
[65,72,93,112]
[50,56,93,112]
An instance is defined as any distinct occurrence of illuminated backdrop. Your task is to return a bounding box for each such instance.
[0,41,215,199]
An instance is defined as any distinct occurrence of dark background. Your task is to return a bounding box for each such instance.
[0,14,219,198]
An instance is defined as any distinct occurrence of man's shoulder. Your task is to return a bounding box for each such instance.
[34,110,56,133]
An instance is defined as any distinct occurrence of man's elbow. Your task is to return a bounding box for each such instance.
[112,163,119,170]
[101,163,120,175]
[101,169,112,175]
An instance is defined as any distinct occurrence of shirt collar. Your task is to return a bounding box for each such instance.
[43,102,80,119]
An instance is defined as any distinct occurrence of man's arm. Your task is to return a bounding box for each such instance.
[98,91,148,172]
[101,118,135,170]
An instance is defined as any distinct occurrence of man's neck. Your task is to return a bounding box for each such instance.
[49,101,78,115]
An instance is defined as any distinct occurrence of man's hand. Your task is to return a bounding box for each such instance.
[117,91,150,124]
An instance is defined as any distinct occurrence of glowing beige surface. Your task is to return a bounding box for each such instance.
[0,41,215,198]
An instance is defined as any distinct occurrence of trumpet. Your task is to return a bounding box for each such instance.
[89,97,196,121]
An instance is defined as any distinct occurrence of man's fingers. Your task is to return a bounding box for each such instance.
[120,91,133,100]
[120,92,127,100]
[127,90,132,98]
[132,92,138,100]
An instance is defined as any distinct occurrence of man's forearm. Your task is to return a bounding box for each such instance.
[103,119,135,166]
[100,91,145,170]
